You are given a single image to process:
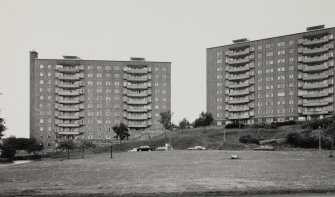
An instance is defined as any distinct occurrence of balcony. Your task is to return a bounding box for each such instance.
[125,69,149,74]
[57,75,82,81]
[299,64,329,72]
[227,74,250,81]
[226,65,251,73]
[58,60,81,66]
[228,91,250,96]
[127,100,149,105]
[128,124,148,128]
[302,110,329,115]
[127,108,150,112]
[301,56,330,64]
[127,115,148,120]
[302,83,328,90]
[57,83,80,89]
[226,57,253,65]
[56,67,81,73]
[228,114,250,120]
[301,37,330,46]
[57,107,81,112]
[127,92,148,97]
[302,74,329,81]
[57,123,80,128]
[226,48,252,57]
[56,131,81,135]
[57,115,80,120]
[227,107,249,112]
[302,101,329,107]
[126,76,149,82]
[126,84,148,89]
[300,47,330,55]
[56,99,81,104]
[300,92,329,98]
[56,91,81,96]
[227,83,250,89]
[227,99,250,104]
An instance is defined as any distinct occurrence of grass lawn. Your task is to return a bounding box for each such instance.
[0,150,335,196]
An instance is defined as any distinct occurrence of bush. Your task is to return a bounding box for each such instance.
[225,123,245,129]
[285,131,332,149]
[0,144,16,158]
[239,135,260,145]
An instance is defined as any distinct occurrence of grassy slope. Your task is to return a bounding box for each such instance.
[93,125,300,153]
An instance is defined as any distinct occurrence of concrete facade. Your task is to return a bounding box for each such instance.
[207,26,335,125]
[30,52,171,149]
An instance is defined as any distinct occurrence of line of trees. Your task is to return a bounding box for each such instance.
[159,111,214,132]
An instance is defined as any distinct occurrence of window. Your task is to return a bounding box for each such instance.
[289,57,294,62]
[87,81,93,85]
[266,52,273,57]
[266,60,273,65]
[266,77,273,81]
[257,86,262,90]
[278,92,285,97]
[289,40,294,46]
[217,59,223,64]
[266,85,273,89]
[277,42,285,47]
[217,83,222,86]
[217,67,222,71]
[289,74,294,79]
[97,73,102,77]
[97,81,102,85]
[257,70,262,74]
[217,75,222,79]
[258,45,262,50]
[40,80,44,85]
[289,66,294,71]
[265,43,273,49]
[40,72,44,77]
[88,66,93,70]
[278,76,285,80]
[277,84,285,88]
[106,66,111,70]
[277,59,285,63]
[40,65,44,69]
[115,66,120,70]
[266,68,273,73]
[88,73,93,77]
[277,67,285,72]
[289,49,294,53]
[97,66,102,70]
[289,83,294,88]
[217,51,223,58]
[278,50,285,55]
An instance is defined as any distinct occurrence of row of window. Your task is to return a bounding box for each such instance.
[40,64,168,72]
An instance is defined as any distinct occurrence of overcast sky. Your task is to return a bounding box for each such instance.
[1,0,335,137]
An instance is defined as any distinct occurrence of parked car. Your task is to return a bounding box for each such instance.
[188,146,206,150]
[137,146,155,151]
[156,146,168,151]
[128,148,138,152]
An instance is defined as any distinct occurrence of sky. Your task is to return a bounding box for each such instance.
[0,0,335,137]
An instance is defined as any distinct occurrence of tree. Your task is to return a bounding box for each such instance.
[25,138,43,156]
[57,139,75,159]
[0,118,7,139]
[193,112,214,131]
[112,122,130,143]
[159,111,173,131]
[75,138,96,158]
[178,118,191,132]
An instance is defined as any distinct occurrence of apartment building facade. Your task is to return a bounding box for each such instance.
[207,25,335,125]
[30,51,171,149]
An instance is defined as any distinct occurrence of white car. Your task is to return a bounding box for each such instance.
[188,146,206,150]
[128,148,138,152]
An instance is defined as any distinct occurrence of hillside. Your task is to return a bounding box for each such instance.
[93,125,301,153]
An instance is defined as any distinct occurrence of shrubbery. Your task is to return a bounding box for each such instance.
[285,130,332,149]
[225,123,245,129]
[239,135,260,145]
